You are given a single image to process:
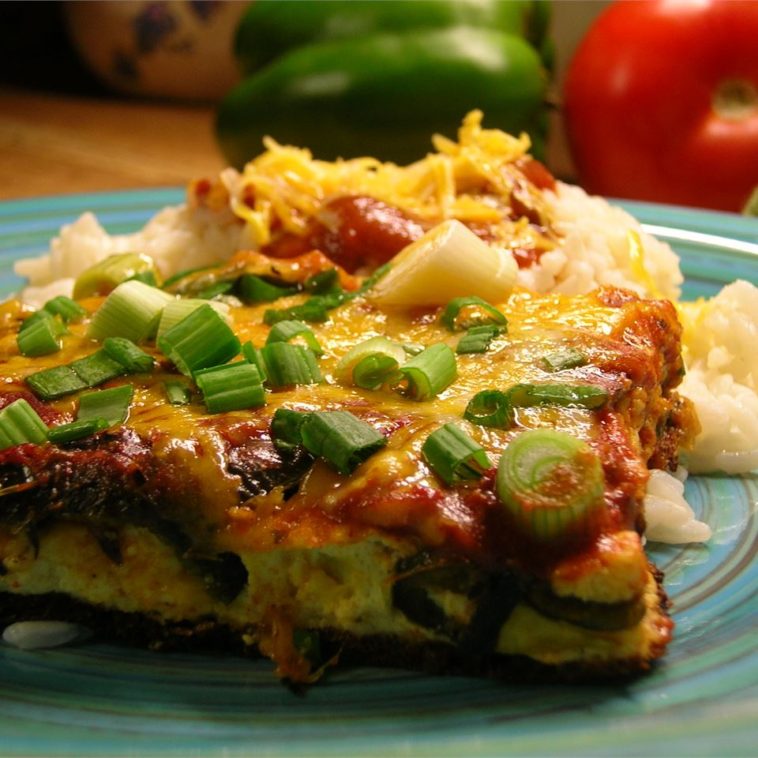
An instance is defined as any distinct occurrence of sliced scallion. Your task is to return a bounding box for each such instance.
[300,411,386,475]
[87,280,172,343]
[164,379,192,405]
[456,324,505,355]
[304,269,339,294]
[102,337,155,373]
[19,310,66,335]
[440,296,508,332]
[336,337,405,390]
[238,275,297,304]
[157,304,240,377]
[541,348,588,372]
[43,295,87,323]
[266,320,323,355]
[496,429,605,542]
[0,399,49,450]
[156,299,230,340]
[270,407,309,452]
[506,383,609,410]
[241,341,268,383]
[194,361,265,413]
[77,384,134,427]
[263,297,330,325]
[260,343,322,388]
[464,390,514,428]
[48,418,109,444]
[69,351,125,387]
[422,423,491,486]
[25,365,87,401]
[16,316,63,357]
[394,343,457,401]
[73,252,158,299]
[197,281,234,300]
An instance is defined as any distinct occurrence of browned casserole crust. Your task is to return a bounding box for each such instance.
[0,279,696,683]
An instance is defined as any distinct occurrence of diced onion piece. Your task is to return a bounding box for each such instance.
[87,280,172,343]
[73,252,159,299]
[336,337,406,389]
[422,423,491,486]
[0,399,48,450]
[367,220,517,307]
[496,429,605,542]
[156,299,230,340]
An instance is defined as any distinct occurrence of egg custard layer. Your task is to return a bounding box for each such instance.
[0,281,695,682]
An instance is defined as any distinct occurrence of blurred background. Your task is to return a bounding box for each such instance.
[0,1,606,198]
[0,1,754,212]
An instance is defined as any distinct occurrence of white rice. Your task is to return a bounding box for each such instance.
[13,181,754,544]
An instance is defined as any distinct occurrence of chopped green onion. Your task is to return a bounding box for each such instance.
[87,280,172,343]
[194,361,265,413]
[440,296,507,332]
[73,252,158,299]
[456,324,505,355]
[77,384,134,427]
[263,297,331,325]
[238,275,297,304]
[19,310,66,335]
[304,269,339,294]
[43,295,87,323]
[16,316,63,357]
[541,348,588,372]
[266,319,323,355]
[25,343,152,401]
[0,399,49,450]
[260,343,322,388]
[336,337,406,390]
[506,383,609,410]
[25,365,87,401]
[300,411,386,475]
[161,264,216,291]
[241,341,268,382]
[102,338,155,373]
[48,418,109,444]
[356,262,390,294]
[270,407,309,452]
[197,281,234,300]
[394,343,457,401]
[157,304,240,377]
[422,423,491,486]
[127,270,158,288]
[164,380,192,405]
[464,390,514,428]
[156,299,230,340]
[496,429,605,542]
[69,351,125,387]
[402,343,424,356]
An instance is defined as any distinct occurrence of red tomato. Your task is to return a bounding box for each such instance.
[563,0,758,213]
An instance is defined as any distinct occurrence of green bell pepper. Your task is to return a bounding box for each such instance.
[217,2,552,166]
[234,0,553,74]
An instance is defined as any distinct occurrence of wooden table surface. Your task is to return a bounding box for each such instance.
[1,87,227,201]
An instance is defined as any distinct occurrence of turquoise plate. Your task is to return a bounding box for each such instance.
[0,191,756,757]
